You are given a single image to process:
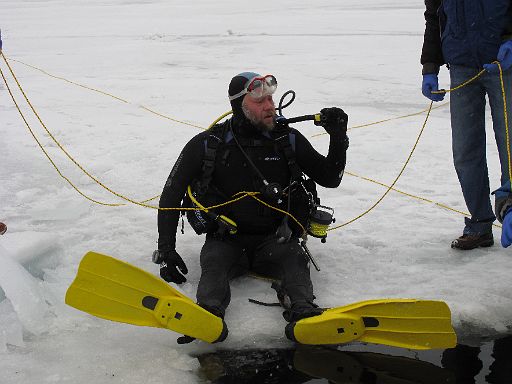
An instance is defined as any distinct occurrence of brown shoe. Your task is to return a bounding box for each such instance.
[451,232,494,250]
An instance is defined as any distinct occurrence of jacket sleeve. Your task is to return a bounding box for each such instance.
[157,134,204,250]
[294,129,348,188]
[421,0,444,74]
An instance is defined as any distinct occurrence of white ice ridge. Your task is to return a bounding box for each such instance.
[0,244,50,336]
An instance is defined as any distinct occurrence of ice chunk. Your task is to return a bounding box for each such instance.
[1,231,62,279]
[0,299,25,351]
[0,244,50,335]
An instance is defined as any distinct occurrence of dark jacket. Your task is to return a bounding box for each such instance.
[157,117,348,249]
[421,0,512,73]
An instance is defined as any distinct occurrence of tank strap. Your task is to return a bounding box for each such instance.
[196,123,227,195]
[272,130,302,181]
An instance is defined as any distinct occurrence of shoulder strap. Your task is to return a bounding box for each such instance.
[272,129,302,180]
[195,121,228,195]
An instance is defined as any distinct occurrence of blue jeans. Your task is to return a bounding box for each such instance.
[449,65,512,234]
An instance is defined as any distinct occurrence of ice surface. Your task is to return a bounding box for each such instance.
[1,0,512,382]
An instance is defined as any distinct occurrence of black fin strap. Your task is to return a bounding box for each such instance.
[248,298,282,307]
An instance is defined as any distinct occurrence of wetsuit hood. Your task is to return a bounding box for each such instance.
[228,72,260,118]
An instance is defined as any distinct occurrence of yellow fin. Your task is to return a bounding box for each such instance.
[65,252,225,343]
[290,299,457,350]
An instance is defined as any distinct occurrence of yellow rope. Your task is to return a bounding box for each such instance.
[249,194,307,236]
[345,171,502,229]
[197,191,255,211]
[8,56,207,130]
[330,63,508,230]
[7,55,451,137]
[0,65,124,207]
[310,102,449,138]
[208,110,233,129]
[0,56,312,220]
[2,55,246,210]
[329,101,434,230]
[139,105,206,130]
[497,63,512,182]
[432,69,487,94]
[1,51,163,208]
[431,61,511,207]
[2,53,509,231]
[7,57,130,103]
[183,187,306,234]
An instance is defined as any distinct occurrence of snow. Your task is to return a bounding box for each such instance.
[1,0,511,382]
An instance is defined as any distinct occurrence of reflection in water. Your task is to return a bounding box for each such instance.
[442,344,482,383]
[440,336,512,384]
[486,336,512,383]
[196,335,512,384]
[198,348,307,384]
[294,346,454,383]
[197,344,454,383]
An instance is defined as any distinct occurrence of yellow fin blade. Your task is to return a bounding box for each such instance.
[290,299,457,350]
[65,252,225,343]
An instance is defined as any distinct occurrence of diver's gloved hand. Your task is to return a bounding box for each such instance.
[484,41,512,73]
[318,107,348,135]
[422,74,445,101]
[501,208,512,248]
[153,248,188,284]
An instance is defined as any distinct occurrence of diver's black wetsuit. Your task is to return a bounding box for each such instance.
[158,116,347,317]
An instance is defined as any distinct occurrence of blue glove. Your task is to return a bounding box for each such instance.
[422,74,445,102]
[501,208,512,248]
[484,40,512,73]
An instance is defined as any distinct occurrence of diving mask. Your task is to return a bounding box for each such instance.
[228,74,277,101]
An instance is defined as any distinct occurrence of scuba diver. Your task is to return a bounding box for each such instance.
[154,72,349,342]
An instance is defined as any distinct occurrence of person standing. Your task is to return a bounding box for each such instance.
[421,0,512,249]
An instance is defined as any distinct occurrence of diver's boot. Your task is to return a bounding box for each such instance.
[283,301,323,322]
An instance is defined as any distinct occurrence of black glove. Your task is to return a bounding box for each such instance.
[317,107,348,135]
[153,249,188,284]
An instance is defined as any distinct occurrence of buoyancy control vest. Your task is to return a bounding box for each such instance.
[182,119,319,236]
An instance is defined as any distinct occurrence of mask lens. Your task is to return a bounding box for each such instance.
[247,78,263,92]
[264,75,277,90]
